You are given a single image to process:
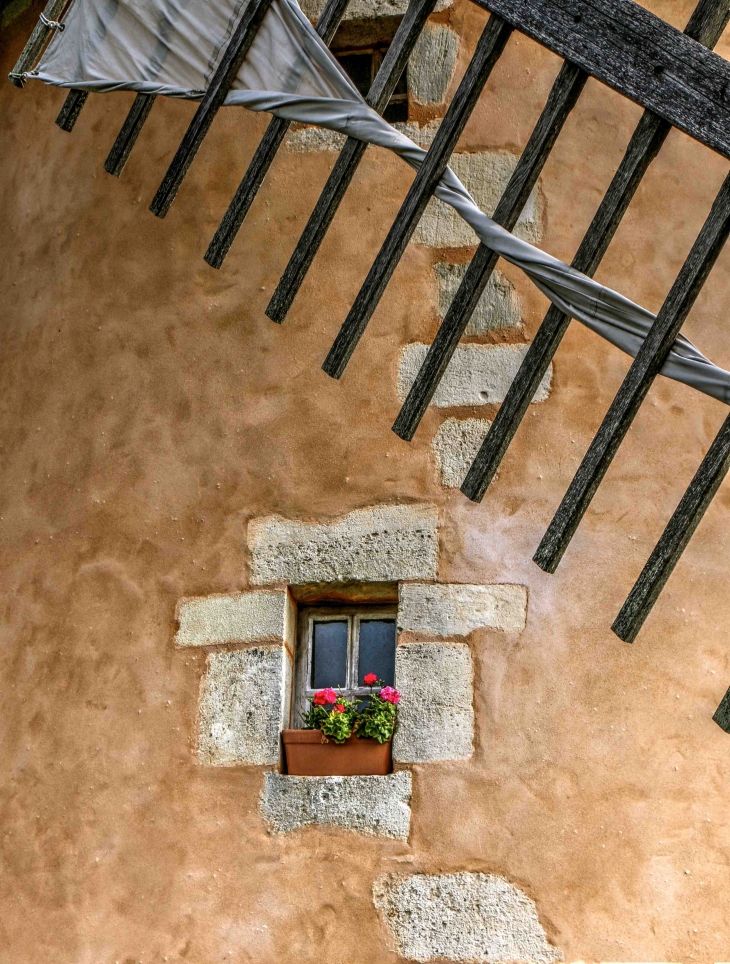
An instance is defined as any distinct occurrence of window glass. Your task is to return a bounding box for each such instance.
[358,619,396,686]
[311,620,348,690]
[337,52,373,97]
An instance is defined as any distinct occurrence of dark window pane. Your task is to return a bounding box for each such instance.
[384,99,408,123]
[358,620,396,686]
[336,53,373,98]
[311,620,349,690]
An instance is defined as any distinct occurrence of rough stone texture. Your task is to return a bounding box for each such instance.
[398,344,552,407]
[413,151,543,247]
[260,771,412,839]
[174,590,294,648]
[408,24,458,105]
[434,263,522,334]
[392,642,473,762]
[198,647,291,766]
[299,0,452,19]
[373,873,563,963]
[395,119,441,148]
[399,582,527,635]
[431,417,491,488]
[248,503,439,584]
[285,125,347,153]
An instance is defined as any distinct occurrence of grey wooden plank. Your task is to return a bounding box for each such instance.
[55,88,88,131]
[392,60,587,441]
[204,0,352,269]
[474,0,730,159]
[322,14,513,378]
[265,0,439,324]
[713,685,730,732]
[460,0,730,503]
[9,0,70,87]
[534,169,730,574]
[612,412,730,643]
[149,0,275,219]
[104,93,157,178]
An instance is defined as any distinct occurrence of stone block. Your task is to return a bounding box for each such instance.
[198,647,291,766]
[431,418,491,488]
[373,872,562,962]
[434,263,522,334]
[399,583,527,635]
[299,0,452,20]
[285,126,347,153]
[408,24,458,104]
[260,771,412,839]
[392,642,473,762]
[248,504,439,585]
[398,344,552,407]
[174,590,294,648]
[413,151,543,247]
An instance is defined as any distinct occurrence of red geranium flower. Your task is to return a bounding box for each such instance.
[334,703,345,713]
[313,687,338,705]
[363,672,378,686]
[380,685,401,705]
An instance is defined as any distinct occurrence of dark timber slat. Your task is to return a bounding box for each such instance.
[105,93,157,177]
[612,413,730,643]
[322,15,513,378]
[392,60,588,441]
[534,170,730,574]
[460,0,730,503]
[713,685,730,733]
[55,89,88,131]
[9,0,70,87]
[204,0,351,269]
[475,0,730,160]
[149,0,275,219]
[265,0,440,323]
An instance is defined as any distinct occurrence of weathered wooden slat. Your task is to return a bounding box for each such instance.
[104,93,157,178]
[322,15,513,378]
[55,88,88,131]
[9,0,70,87]
[265,0,439,324]
[392,60,587,441]
[475,0,730,160]
[149,0,275,219]
[612,412,730,642]
[713,685,730,732]
[534,170,730,574]
[460,0,730,503]
[204,0,351,269]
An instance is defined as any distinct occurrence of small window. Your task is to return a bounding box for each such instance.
[292,605,397,724]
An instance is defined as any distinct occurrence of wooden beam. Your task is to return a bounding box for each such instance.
[265,0,440,324]
[55,88,88,131]
[534,170,730,575]
[713,685,730,732]
[612,412,730,643]
[392,60,587,441]
[149,0,275,219]
[204,0,351,269]
[9,0,70,87]
[321,14,513,378]
[460,0,730,503]
[475,0,730,160]
[104,93,157,177]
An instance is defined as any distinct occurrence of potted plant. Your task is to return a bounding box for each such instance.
[282,674,401,776]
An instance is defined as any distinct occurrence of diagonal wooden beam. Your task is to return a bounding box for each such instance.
[8,0,71,87]
[265,0,440,324]
[460,0,730,503]
[204,0,352,270]
[612,412,730,643]
[534,169,730,574]
[321,14,513,378]
[55,88,88,131]
[392,59,587,441]
[105,93,157,177]
[713,685,730,732]
[149,0,275,219]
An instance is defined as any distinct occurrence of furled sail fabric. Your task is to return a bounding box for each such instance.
[26,0,730,402]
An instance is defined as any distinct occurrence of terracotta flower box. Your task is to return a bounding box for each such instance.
[282,729,392,776]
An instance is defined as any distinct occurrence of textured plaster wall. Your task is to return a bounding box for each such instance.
[3,0,730,961]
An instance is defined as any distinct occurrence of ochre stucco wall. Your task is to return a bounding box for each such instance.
[2,0,730,960]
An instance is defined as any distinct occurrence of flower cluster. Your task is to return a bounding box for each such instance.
[301,675,402,744]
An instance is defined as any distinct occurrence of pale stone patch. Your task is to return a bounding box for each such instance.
[285,126,347,153]
[394,119,441,148]
[409,23,458,104]
[260,771,412,839]
[434,263,522,333]
[399,583,527,635]
[299,0,452,19]
[398,343,552,407]
[413,151,543,246]
[431,417,491,488]
[198,648,291,766]
[373,872,563,963]
[248,503,439,585]
[393,642,473,762]
[174,590,294,648]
